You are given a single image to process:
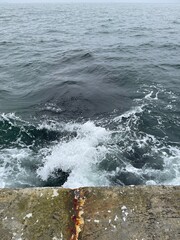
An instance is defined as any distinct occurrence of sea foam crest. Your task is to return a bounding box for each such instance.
[0,112,22,122]
[113,105,145,123]
[37,121,110,188]
[0,147,35,188]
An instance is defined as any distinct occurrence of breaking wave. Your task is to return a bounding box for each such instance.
[0,85,179,188]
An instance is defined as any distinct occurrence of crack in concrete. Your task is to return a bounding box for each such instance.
[70,189,86,240]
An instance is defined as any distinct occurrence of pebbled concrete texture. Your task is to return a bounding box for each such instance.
[0,186,180,240]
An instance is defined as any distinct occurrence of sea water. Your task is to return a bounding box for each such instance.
[0,2,180,188]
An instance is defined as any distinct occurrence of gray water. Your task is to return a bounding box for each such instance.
[0,3,180,188]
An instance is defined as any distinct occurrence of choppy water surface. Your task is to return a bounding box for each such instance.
[0,3,180,188]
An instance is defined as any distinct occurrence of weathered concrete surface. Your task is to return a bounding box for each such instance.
[0,188,74,240]
[0,186,180,240]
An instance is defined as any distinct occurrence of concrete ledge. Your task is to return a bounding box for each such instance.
[0,186,180,240]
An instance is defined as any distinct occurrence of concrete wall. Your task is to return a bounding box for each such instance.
[0,186,180,240]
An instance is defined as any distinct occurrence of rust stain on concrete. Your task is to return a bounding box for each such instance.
[70,189,86,240]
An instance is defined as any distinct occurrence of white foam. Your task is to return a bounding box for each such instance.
[144,91,154,100]
[0,179,5,188]
[0,112,26,123]
[1,98,179,188]
[113,105,144,123]
[37,120,64,131]
[162,147,180,185]
[42,103,62,113]
[144,90,159,101]
[0,147,39,188]
[37,121,110,188]
[116,144,180,186]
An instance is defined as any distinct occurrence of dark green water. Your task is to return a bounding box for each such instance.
[0,3,180,188]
